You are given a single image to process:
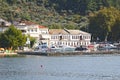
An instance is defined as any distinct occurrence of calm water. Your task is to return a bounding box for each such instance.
[0,54,120,80]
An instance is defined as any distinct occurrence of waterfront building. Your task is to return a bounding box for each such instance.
[49,28,91,47]
[39,25,50,46]
[0,19,91,47]
[15,21,39,38]
[15,21,50,46]
[0,18,11,32]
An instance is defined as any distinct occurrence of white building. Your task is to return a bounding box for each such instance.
[0,18,11,32]
[49,29,91,47]
[15,21,50,46]
[15,21,39,38]
[0,20,91,47]
[39,25,50,45]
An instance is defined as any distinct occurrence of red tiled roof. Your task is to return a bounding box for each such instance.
[39,25,47,28]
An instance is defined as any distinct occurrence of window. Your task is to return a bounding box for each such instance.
[60,35,62,40]
[51,36,54,39]
[77,36,79,39]
[31,29,33,32]
[62,36,64,39]
[72,36,74,39]
[56,36,58,39]
[76,36,77,39]
[80,36,82,40]
[21,30,26,32]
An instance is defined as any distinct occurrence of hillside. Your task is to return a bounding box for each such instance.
[0,0,120,29]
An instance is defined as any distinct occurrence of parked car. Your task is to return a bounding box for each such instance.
[75,46,87,51]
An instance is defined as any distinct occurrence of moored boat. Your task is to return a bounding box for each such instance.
[34,43,49,52]
[50,45,75,52]
[97,43,117,51]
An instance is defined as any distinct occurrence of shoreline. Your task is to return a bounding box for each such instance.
[0,53,24,58]
[1,50,120,57]
[17,50,120,56]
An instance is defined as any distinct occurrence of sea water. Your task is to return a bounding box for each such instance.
[0,54,120,80]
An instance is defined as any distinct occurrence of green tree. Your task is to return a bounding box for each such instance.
[49,23,62,29]
[79,17,89,32]
[89,7,120,41]
[87,0,98,12]
[26,35,36,48]
[111,19,120,41]
[64,22,77,29]
[21,13,31,21]
[0,33,9,48]
[0,25,27,50]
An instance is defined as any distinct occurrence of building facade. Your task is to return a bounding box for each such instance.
[15,21,50,46]
[49,29,91,47]
[0,18,11,32]
[15,21,39,38]
[0,19,91,47]
[39,26,50,46]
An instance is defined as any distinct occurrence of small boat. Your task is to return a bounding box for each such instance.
[34,43,49,52]
[97,43,117,51]
[50,45,62,52]
[60,45,76,52]
[50,45,75,52]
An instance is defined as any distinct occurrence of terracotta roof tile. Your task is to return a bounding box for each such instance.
[49,29,91,35]
[68,30,90,35]
[39,25,47,28]
[49,29,69,35]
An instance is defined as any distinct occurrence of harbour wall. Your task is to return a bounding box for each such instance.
[17,50,120,56]
[0,53,21,57]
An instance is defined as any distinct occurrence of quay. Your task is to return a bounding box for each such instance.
[0,52,19,57]
[17,50,120,56]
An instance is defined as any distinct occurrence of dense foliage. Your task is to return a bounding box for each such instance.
[1,0,120,41]
[89,7,120,42]
[0,25,27,50]
[1,0,120,26]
